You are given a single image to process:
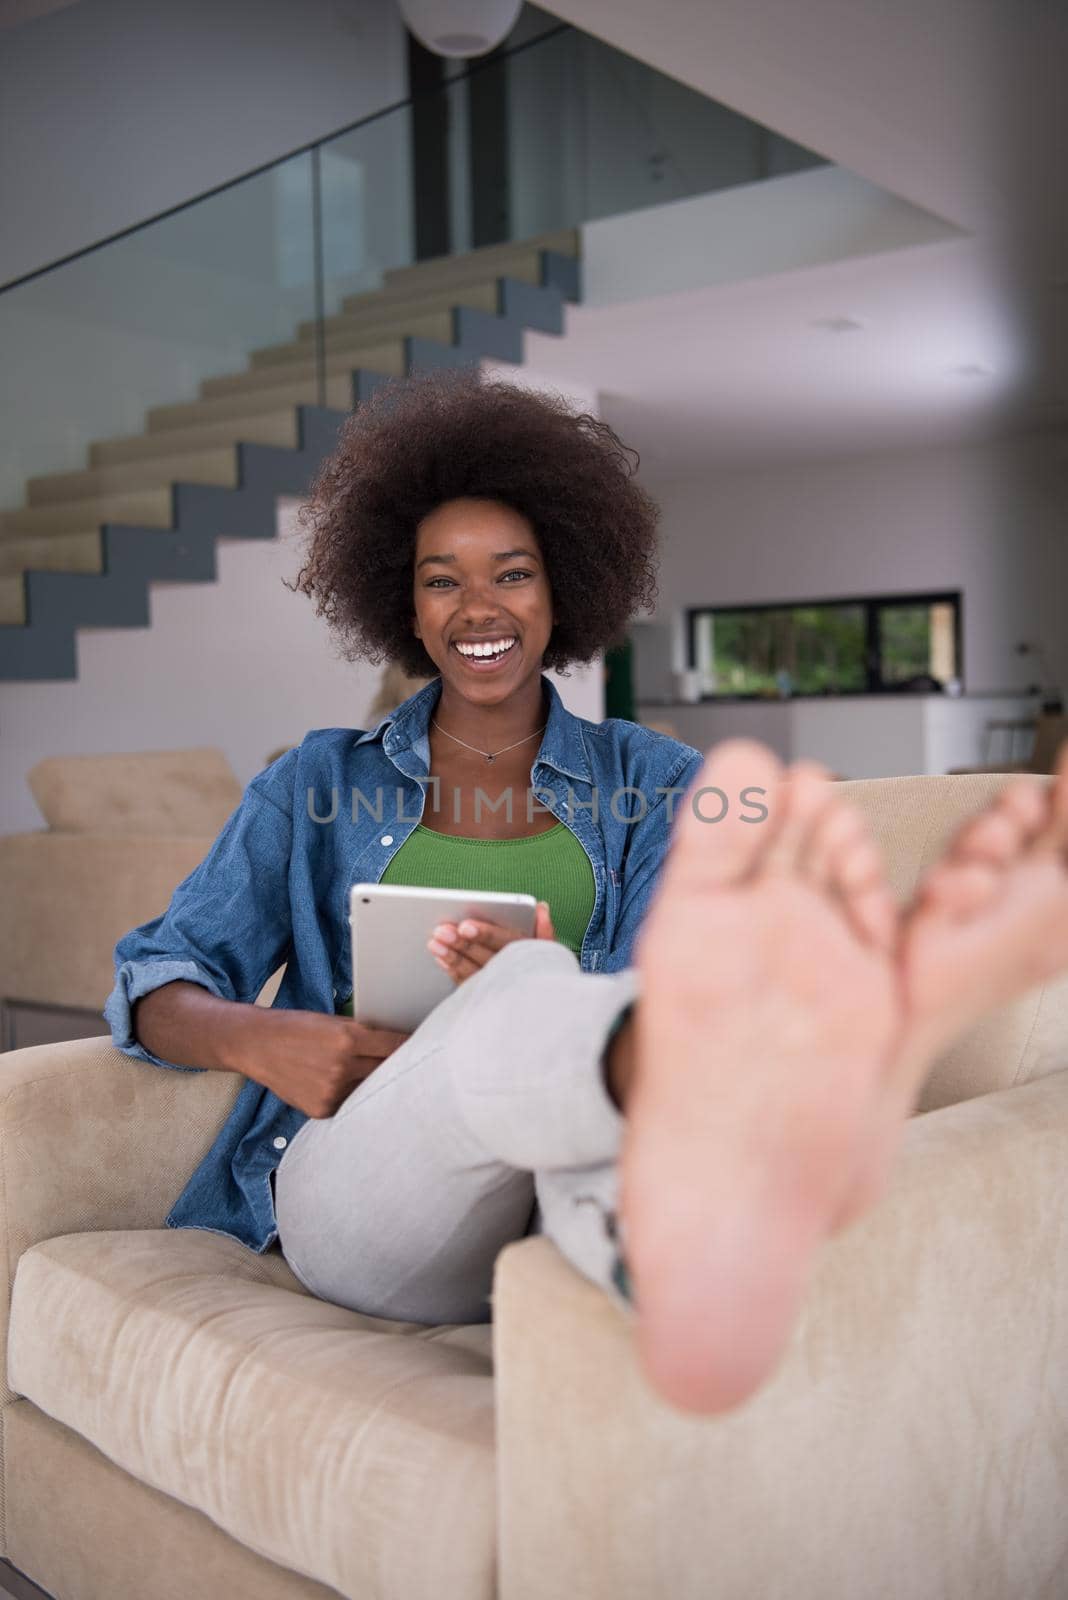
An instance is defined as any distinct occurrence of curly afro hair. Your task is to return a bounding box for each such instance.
[284,365,660,678]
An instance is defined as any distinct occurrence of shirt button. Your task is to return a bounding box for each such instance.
[381,834,394,846]
[273,1136,287,1150]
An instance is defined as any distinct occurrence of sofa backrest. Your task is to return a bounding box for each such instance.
[839,771,1068,1113]
[27,749,243,837]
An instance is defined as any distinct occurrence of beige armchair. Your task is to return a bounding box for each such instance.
[1,773,1066,1600]
[0,748,243,1050]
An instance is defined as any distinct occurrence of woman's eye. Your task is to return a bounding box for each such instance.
[424,570,532,588]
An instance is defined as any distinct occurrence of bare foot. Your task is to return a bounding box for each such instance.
[888,745,1068,1119]
[620,742,902,1415]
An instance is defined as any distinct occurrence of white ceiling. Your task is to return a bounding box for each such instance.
[519,233,1032,475]
[536,0,1067,472]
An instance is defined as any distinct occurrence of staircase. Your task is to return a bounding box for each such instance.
[0,229,581,682]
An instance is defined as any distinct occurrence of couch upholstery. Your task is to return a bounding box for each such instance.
[1,772,1067,1599]
[0,748,243,1014]
[495,1072,1068,1599]
[10,1233,496,1599]
[26,747,244,837]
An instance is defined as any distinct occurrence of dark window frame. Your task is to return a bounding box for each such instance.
[685,590,964,700]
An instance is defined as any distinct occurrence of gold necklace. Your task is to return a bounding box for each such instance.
[431,716,547,765]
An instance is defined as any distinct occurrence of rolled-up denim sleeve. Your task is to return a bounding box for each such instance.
[604,749,704,974]
[103,755,297,1072]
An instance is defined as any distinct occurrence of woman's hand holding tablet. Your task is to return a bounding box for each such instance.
[428,899,555,983]
[349,884,541,1033]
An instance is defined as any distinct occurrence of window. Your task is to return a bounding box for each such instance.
[688,592,962,699]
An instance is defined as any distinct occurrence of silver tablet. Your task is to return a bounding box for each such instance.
[348,882,539,1032]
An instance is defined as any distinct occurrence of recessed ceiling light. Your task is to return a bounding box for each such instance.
[947,363,992,378]
[810,316,865,334]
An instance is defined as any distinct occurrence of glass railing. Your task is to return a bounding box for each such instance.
[0,19,823,515]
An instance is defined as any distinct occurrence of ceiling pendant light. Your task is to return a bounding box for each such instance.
[398,0,523,58]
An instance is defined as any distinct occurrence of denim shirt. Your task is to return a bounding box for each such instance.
[104,674,704,1254]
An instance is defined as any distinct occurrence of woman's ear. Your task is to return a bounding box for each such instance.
[412,614,422,641]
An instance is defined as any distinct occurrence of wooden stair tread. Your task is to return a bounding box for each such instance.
[0,530,104,576]
[90,410,299,467]
[298,278,501,340]
[0,487,173,538]
[147,372,358,431]
[28,447,239,508]
[200,340,408,400]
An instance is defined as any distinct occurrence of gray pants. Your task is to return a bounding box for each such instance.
[273,939,638,1325]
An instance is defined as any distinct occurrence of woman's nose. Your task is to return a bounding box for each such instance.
[458,585,500,622]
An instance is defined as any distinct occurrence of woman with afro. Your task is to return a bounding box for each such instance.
[107,365,1068,1416]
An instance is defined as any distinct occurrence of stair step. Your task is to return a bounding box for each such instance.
[248,276,560,377]
[0,487,173,538]
[200,340,407,401]
[250,309,454,370]
[0,575,26,624]
[0,230,581,678]
[147,372,359,432]
[300,279,500,341]
[0,530,103,577]
[91,409,300,467]
[383,230,578,296]
[28,446,238,507]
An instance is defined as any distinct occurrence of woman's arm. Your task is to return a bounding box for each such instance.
[133,981,255,1073]
[134,980,406,1118]
[105,751,409,1115]
[105,766,300,1072]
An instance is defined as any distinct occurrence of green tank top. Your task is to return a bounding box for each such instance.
[337,822,595,1015]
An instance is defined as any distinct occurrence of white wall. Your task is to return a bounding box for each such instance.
[0,496,604,834]
[0,0,409,287]
[635,430,1066,773]
[645,432,1065,698]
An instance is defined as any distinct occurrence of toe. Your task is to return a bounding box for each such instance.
[997,776,1049,843]
[918,858,1002,919]
[803,795,867,890]
[827,829,898,950]
[759,762,835,878]
[950,808,1021,868]
[670,740,785,887]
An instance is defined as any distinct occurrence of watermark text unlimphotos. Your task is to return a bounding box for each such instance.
[305,781,769,827]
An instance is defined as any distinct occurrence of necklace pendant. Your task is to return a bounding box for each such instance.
[485,753,495,764]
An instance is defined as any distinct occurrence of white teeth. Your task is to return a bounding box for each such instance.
[455,637,516,660]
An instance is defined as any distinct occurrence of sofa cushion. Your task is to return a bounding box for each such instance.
[27,748,243,835]
[8,1230,496,1600]
[840,772,1068,1112]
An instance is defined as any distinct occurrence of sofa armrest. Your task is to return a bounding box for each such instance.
[0,832,215,1011]
[493,1071,1068,1600]
[0,1036,242,1412]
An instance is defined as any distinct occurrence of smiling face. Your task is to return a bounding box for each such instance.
[412,498,554,706]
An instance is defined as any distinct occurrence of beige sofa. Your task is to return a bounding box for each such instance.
[0,749,244,1051]
[2,772,1067,1600]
